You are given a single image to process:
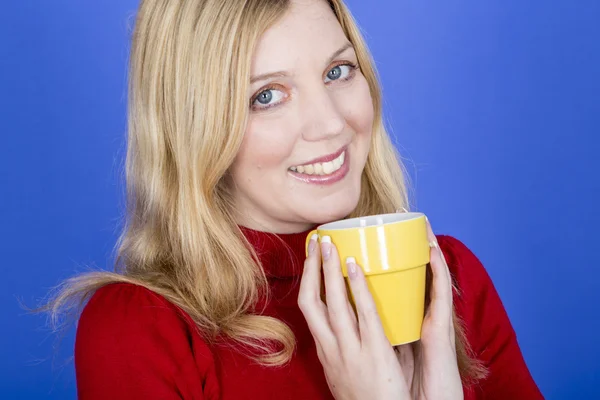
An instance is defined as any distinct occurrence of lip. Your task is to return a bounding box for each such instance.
[292,145,348,167]
[288,147,350,186]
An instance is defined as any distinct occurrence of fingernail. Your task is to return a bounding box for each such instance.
[346,257,357,278]
[321,236,332,260]
[428,240,438,249]
[307,233,318,255]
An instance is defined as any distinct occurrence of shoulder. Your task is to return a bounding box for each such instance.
[77,282,199,357]
[79,282,193,336]
[436,234,481,272]
[435,234,494,295]
[81,281,186,319]
[435,234,516,343]
[434,234,512,334]
[75,283,216,398]
[435,236,544,398]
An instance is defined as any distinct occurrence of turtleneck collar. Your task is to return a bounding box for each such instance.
[239,225,317,279]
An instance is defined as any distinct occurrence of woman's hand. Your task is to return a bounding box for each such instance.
[395,218,464,400]
[298,234,411,400]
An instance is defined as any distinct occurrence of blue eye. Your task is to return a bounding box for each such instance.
[324,63,356,83]
[251,88,286,110]
[256,90,273,104]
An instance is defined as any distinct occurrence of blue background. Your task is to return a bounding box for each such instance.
[1,1,598,398]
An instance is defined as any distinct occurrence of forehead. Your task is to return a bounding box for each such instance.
[250,0,349,73]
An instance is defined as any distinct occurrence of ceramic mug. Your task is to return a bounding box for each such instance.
[306,212,430,346]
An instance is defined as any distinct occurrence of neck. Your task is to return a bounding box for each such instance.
[239,224,317,279]
[236,216,317,235]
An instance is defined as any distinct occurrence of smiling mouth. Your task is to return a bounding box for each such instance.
[286,144,350,186]
[289,150,346,176]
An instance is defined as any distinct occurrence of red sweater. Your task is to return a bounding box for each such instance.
[75,228,543,399]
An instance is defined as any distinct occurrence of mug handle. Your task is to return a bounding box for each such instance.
[305,230,318,257]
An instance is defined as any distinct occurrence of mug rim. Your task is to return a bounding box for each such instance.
[317,212,425,231]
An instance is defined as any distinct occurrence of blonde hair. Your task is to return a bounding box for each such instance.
[44,0,486,383]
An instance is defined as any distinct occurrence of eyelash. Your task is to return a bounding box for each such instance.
[250,61,359,112]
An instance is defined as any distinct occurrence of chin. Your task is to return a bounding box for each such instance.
[305,192,360,225]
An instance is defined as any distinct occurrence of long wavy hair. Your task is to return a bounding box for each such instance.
[44,0,487,383]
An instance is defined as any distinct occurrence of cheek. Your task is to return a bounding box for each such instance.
[338,76,374,137]
[232,116,297,179]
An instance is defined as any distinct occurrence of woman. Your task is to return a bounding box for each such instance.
[48,0,543,398]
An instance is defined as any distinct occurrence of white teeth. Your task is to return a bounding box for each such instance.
[333,157,342,169]
[290,150,346,176]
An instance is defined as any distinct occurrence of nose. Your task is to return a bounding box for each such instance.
[300,85,346,142]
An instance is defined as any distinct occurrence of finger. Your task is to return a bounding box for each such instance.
[345,258,389,348]
[425,218,453,321]
[298,234,338,351]
[320,236,360,351]
[425,217,452,283]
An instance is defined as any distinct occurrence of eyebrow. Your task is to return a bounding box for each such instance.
[249,42,355,84]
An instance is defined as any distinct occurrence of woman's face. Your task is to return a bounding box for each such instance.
[230,0,374,233]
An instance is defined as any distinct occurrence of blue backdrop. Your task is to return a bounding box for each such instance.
[2,1,598,398]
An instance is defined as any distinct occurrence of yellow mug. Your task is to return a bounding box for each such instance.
[306,212,430,346]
